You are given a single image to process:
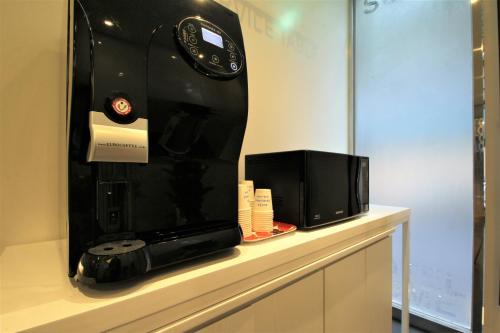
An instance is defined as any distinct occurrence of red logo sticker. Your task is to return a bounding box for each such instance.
[111,98,132,116]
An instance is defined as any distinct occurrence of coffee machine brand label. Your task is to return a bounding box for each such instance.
[87,111,148,163]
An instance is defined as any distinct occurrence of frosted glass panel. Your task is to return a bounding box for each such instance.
[354,0,473,330]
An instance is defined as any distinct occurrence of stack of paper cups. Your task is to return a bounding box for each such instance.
[240,180,255,208]
[238,184,252,237]
[252,189,274,232]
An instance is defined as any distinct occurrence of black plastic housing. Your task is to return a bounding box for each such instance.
[68,0,247,282]
[245,151,369,229]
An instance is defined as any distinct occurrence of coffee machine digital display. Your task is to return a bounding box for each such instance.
[68,0,248,284]
[202,28,223,48]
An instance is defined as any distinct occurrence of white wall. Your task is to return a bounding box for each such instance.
[0,0,68,250]
[0,0,350,249]
[215,0,350,178]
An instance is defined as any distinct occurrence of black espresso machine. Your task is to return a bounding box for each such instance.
[67,0,248,283]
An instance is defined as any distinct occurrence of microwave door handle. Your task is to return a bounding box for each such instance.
[356,160,361,208]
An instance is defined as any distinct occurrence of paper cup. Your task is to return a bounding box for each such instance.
[253,221,273,232]
[254,188,273,211]
[238,184,251,210]
[252,209,273,232]
[238,208,252,237]
[240,180,255,201]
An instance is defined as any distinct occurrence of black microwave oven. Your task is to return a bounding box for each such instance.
[245,150,369,229]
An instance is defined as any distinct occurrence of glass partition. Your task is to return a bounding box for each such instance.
[354,0,474,330]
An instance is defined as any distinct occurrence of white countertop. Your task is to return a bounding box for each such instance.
[0,205,410,332]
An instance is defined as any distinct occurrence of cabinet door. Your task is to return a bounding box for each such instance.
[196,271,324,333]
[196,305,255,333]
[366,236,392,333]
[253,270,324,333]
[324,237,392,333]
[324,248,367,333]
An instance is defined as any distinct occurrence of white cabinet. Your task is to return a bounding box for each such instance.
[365,237,392,333]
[324,237,392,333]
[197,271,324,333]
[324,247,368,333]
[196,305,255,333]
[1,206,409,333]
[197,237,392,333]
[253,270,324,333]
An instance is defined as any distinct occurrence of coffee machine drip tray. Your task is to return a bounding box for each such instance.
[76,229,240,284]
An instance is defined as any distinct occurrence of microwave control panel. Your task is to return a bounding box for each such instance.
[176,17,244,78]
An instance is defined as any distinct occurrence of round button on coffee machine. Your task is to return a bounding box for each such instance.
[111,97,132,116]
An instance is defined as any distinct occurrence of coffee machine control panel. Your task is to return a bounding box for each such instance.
[176,17,244,78]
